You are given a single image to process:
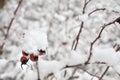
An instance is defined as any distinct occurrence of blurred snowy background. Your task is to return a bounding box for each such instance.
[0,0,120,80]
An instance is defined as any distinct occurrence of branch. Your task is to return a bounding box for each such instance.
[46,62,106,79]
[99,66,109,80]
[71,22,84,50]
[85,17,120,64]
[0,43,4,54]
[88,8,105,16]
[83,0,92,14]
[113,43,120,52]
[63,62,106,69]
[68,67,78,80]
[5,0,23,40]
[0,0,23,54]
[82,69,100,79]
[72,0,92,50]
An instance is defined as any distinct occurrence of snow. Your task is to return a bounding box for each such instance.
[0,0,120,80]
[0,59,8,70]
[79,14,89,22]
[21,29,48,55]
[38,59,65,79]
[54,13,66,22]
[91,47,120,66]
[67,50,86,65]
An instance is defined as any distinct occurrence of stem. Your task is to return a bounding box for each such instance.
[36,61,40,80]
[1,0,23,52]
[71,0,92,50]
[5,0,23,39]
[88,8,105,16]
[85,17,120,64]
[99,66,109,80]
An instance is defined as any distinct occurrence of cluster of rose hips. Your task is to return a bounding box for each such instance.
[20,49,46,69]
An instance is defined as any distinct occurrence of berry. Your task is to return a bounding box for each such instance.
[61,42,67,45]
[20,56,28,63]
[38,49,46,56]
[30,54,38,62]
[20,56,29,69]
[30,54,34,61]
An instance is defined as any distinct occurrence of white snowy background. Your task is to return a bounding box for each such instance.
[0,0,120,80]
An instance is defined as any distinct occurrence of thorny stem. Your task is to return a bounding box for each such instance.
[36,61,40,80]
[99,66,110,80]
[85,17,120,64]
[0,0,23,53]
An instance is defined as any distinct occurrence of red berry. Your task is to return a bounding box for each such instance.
[39,52,44,56]
[30,54,38,62]
[20,56,28,63]
[38,49,46,56]
[20,56,29,69]
[30,54,34,61]
[61,42,67,45]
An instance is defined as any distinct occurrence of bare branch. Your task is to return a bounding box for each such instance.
[88,8,106,16]
[85,17,120,64]
[68,67,78,80]
[0,43,4,54]
[113,43,120,52]
[63,62,106,70]
[72,0,92,50]
[0,0,23,54]
[99,66,109,80]
[83,0,92,14]
[82,69,100,79]
[5,0,23,40]
[72,22,84,50]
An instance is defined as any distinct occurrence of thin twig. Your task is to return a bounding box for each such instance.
[5,0,23,39]
[36,61,40,80]
[62,62,106,70]
[85,17,120,64]
[99,66,109,80]
[68,67,78,80]
[82,69,100,79]
[83,0,91,14]
[88,8,105,16]
[0,0,23,54]
[72,22,84,50]
[72,0,92,50]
